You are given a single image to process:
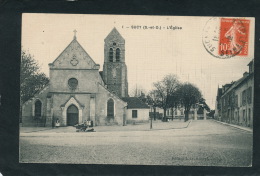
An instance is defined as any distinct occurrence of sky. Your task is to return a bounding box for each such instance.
[22,14,255,109]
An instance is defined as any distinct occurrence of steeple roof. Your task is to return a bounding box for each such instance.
[104,27,125,42]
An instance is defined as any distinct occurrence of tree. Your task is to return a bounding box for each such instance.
[151,74,180,121]
[178,83,202,122]
[20,50,49,105]
[198,98,210,112]
[168,90,181,120]
[148,90,161,120]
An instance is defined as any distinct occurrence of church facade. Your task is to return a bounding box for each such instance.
[21,28,150,127]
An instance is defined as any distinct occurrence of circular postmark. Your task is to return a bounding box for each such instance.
[202,17,248,59]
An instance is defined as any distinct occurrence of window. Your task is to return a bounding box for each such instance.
[235,95,238,107]
[109,48,113,62]
[107,99,114,118]
[132,110,138,118]
[247,87,252,104]
[116,48,120,62]
[242,90,247,106]
[243,110,246,121]
[248,108,251,126]
[68,78,78,89]
[35,100,42,118]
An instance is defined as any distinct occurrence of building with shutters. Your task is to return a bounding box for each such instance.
[214,59,254,128]
[21,28,149,127]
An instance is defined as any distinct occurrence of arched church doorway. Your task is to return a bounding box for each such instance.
[67,104,79,126]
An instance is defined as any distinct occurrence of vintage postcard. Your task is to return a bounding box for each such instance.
[20,14,254,166]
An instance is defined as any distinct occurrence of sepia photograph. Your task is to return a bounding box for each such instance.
[19,13,254,166]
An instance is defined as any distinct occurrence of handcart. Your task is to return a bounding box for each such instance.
[74,122,95,132]
[74,123,88,132]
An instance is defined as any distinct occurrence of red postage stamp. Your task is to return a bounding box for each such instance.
[219,18,250,56]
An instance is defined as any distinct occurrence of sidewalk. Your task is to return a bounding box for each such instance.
[211,119,253,133]
[20,119,191,134]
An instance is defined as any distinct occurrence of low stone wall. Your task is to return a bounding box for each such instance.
[126,120,149,125]
[21,116,53,127]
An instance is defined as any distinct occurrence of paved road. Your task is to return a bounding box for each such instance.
[19,120,252,166]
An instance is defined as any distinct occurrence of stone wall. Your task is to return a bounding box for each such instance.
[95,84,127,126]
[126,108,149,123]
[22,86,49,127]
[51,94,91,126]
[233,75,254,128]
[49,69,100,93]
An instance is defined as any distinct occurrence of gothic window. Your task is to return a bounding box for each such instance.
[68,78,78,90]
[35,100,42,118]
[107,99,114,118]
[109,48,113,62]
[116,48,120,62]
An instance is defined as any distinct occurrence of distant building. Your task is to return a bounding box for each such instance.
[165,102,209,121]
[165,108,184,120]
[214,87,223,121]
[215,59,254,128]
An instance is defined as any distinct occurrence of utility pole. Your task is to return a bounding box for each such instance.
[150,105,153,129]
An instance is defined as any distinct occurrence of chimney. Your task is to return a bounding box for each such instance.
[243,72,249,77]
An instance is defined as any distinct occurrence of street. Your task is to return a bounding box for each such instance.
[19,120,252,166]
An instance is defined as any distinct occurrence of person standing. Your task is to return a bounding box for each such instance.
[55,118,60,128]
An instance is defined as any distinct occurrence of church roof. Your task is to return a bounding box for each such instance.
[104,27,125,42]
[98,83,127,105]
[99,71,103,80]
[49,35,98,69]
[121,97,150,109]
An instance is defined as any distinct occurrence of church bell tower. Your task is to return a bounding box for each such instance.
[103,28,128,97]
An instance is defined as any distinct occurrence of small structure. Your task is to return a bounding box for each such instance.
[122,97,150,124]
[196,105,208,120]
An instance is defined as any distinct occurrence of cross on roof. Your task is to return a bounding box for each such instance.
[73,29,77,39]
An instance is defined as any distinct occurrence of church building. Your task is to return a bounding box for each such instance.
[21,28,150,127]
